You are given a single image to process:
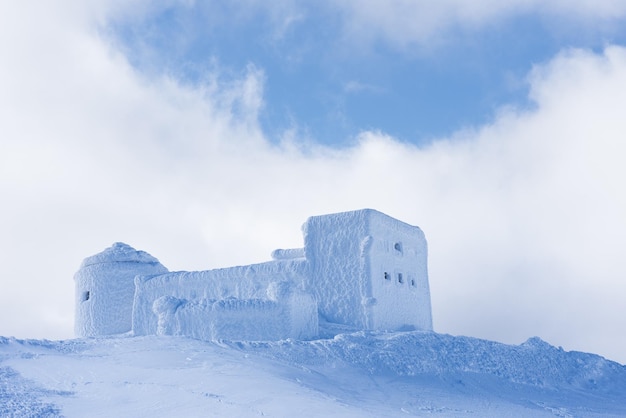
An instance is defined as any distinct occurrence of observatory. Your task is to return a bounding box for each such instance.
[74,209,432,341]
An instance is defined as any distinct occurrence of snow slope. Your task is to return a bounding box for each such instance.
[2,330,625,417]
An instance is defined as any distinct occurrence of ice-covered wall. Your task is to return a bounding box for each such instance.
[74,243,168,337]
[132,259,309,338]
[366,212,432,331]
[303,210,370,328]
[150,282,318,341]
[302,209,432,331]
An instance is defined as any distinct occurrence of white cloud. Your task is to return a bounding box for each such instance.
[330,0,626,47]
[1,1,626,364]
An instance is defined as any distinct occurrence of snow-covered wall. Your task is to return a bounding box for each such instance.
[150,282,318,341]
[302,209,432,331]
[303,210,369,328]
[366,212,432,331]
[74,243,168,337]
[132,259,309,338]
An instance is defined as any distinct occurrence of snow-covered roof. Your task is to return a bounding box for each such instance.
[79,242,163,268]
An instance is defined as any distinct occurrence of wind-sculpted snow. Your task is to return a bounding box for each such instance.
[0,367,65,418]
[2,332,625,417]
[0,338,75,418]
[232,331,626,391]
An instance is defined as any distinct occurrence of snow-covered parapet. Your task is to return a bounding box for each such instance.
[132,259,310,339]
[74,209,432,342]
[74,242,168,337]
[150,282,318,341]
[271,248,305,260]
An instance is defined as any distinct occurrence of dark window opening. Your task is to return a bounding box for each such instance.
[82,291,90,302]
[397,273,403,284]
[394,242,403,254]
[384,272,391,280]
[411,279,416,287]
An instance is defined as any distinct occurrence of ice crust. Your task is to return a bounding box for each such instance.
[74,209,432,342]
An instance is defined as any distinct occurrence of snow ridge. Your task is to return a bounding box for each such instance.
[229,331,626,391]
[1,331,626,417]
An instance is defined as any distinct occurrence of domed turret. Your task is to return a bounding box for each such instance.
[74,242,168,337]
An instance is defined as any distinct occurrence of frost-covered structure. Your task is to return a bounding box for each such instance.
[74,209,432,341]
[74,243,168,337]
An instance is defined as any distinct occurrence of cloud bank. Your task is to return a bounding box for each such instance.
[1,1,625,363]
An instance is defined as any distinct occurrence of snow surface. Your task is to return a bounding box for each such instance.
[2,330,625,417]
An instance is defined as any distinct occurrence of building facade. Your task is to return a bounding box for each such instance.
[74,209,432,341]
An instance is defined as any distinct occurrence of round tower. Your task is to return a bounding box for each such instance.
[74,242,168,337]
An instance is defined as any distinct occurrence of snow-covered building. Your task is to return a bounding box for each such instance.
[74,209,433,341]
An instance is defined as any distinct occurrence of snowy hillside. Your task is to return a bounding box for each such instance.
[2,330,626,417]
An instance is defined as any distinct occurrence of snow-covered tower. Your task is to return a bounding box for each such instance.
[74,242,168,337]
[303,209,432,331]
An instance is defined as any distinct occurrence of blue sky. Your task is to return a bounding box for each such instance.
[2,1,626,364]
[108,2,626,145]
